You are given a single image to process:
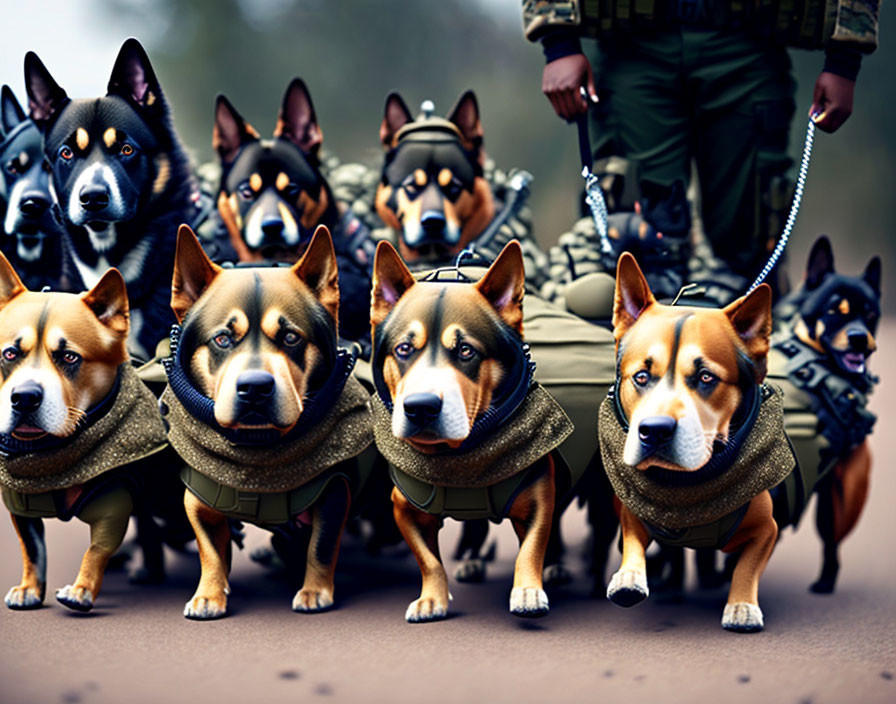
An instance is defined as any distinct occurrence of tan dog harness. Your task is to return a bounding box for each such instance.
[373,383,573,521]
[599,385,798,546]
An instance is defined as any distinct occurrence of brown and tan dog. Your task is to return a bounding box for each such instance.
[370,240,573,621]
[601,253,789,632]
[0,252,166,612]
[165,224,371,619]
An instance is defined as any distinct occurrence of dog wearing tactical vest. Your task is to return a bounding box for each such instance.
[163,224,372,620]
[370,239,574,622]
[0,253,167,612]
[601,253,796,632]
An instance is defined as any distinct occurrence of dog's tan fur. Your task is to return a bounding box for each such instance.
[0,252,131,611]
[609,253,779,631]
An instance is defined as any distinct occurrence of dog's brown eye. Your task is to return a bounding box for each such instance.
[633,370,650,386]
[213,333,234,349]
[237,183,254,200]
[61,350,81,365]
[2,347,19,362]
[283,331,302,347]
[457,343,476,361]
[394,342,414,359]
[699,371,716,385]
[59,146,73,161]
[120,143,134,156]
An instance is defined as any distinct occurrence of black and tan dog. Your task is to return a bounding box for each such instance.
[24,38,196,360]
[162,224,372,619]
[770,235,879,593]
[0,252,167,612]
[209,78,373,344]
[376,90,495,266]
[0,86,66,291]
[600,253,794,632]
[369,239,574,621]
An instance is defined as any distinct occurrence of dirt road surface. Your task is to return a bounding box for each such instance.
[1,324,893,704]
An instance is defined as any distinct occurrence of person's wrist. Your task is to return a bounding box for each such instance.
[540,30,583,64]
[823,46,862,82]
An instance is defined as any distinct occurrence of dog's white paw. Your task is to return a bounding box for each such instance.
[5,585,43,610]
[453,559,486,583]
[509,587,549,618]
[55,584,94,612]
[292,588,334,613]
[721,602,764,633]
[405,597,449,623]
[183,595,227,620]
[607,569,649,607]
[543,563,574,587]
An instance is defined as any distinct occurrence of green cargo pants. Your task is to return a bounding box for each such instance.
[584,29,797,278]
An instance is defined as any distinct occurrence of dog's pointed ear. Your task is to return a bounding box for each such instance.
[1,85,26,135]
[371,240,415,327]
[81,268,129,335]
[613,253,656,341]
[274,78,323,155]
[24,52,68,131]
[863,256,881,296]
[0,250,27,310]
[293,225,339,323]
[724,283,772,381]
[213,95,259,164]
[379,92,412,148]
[475,240,525,333]
[171,225,222,323]
[805,235,834,290]
[447,90,484,156]
[107,38,165,113]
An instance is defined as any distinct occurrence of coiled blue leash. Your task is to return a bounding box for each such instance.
[576,84,818,293]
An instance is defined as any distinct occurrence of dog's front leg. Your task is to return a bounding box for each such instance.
[5,514,46,610]
[293,477,351,613]
[607,499,651,607]
[56,487,132,612]
[183,489,232,620]
[507,456,555,617]
[720,491,778,632]
[392,487,449,622]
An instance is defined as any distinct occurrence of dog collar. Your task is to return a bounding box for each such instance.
[0,366,123,457]
[163,324,356,447]
[372,286,536,454]
[607,376,763,487]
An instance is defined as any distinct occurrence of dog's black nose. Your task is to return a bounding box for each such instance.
[260,218,285,242]
[236,370,276,405]
[19,192,50,218]
[403,392,442,429]
[638,415,677,451]
[420,211,446,237]
[79,184,110,212]
[847,328,869,352]
[10,381,43,414]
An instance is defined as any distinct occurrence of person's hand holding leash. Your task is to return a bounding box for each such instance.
[542,54,598,121]
[811,71,855,133]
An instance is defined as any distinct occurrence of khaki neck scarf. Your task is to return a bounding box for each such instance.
[162,375,372,492]
[0,363,168,493]
[598,385,796,530]
[372,382,573,489]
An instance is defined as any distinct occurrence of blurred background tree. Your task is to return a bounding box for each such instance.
[2,0,892,306]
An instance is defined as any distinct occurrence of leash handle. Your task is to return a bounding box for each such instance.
[575,90,594,175]
[575,88,613,256]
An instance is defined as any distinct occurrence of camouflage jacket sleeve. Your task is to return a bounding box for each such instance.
[828,0,880,53]
[522,0,583,41]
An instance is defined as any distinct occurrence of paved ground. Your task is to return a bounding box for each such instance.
[1,323,894,704]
